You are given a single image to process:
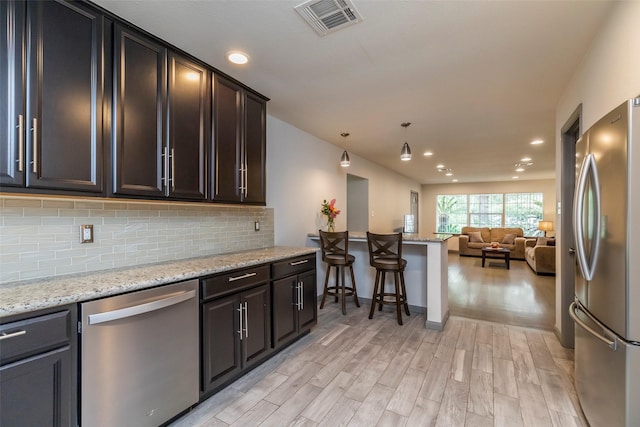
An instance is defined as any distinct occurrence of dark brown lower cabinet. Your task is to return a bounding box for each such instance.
[201,283,271,396]
[271,255,317,349]
[0,306,77,427]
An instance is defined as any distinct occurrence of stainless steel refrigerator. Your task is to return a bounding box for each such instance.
[570,97,640,427]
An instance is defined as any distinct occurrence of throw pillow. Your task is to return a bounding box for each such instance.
[468,231,484,243]
[536,237,549,246]
[502,233,516,244]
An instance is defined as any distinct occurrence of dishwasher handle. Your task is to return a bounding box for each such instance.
[87,289,196,325]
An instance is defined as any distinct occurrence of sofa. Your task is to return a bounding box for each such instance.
[524,237,556,275]
[458,227,526,260]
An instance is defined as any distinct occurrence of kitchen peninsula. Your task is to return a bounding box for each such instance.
[308,232,451,330]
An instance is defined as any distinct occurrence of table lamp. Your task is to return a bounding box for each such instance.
[538,221,553,237]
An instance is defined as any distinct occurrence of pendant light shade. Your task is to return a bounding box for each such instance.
[400,122,412,161]
[340,150,350,167]
[400,142,412,161]
[339,132,350,167]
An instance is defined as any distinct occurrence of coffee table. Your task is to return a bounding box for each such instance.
[481,247,511,269]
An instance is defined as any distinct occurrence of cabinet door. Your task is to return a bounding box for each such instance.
[22,1,105,192]
[298,270,318,332]
[211,74,242,202]
[113,25,166,197]
[0,346,72,427]
[271,277,297,349]
[167,52,208,200]
[242,284,271,368]
[0,1,25,186]
[202,293,242,393]
[243,91,266,204]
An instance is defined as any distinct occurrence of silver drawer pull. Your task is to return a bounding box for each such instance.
[289,260,309,266]
[0,330,27,341]
[229,272,257,282]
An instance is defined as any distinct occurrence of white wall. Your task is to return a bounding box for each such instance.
[421,179,556,250]
[555,1,640,335]
[266,116,421,246]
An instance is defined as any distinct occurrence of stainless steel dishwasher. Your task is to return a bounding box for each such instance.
[80,279,198,427]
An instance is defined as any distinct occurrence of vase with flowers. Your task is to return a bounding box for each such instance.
[320,199,340,232]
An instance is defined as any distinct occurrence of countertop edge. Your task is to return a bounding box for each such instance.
[307,232,452,243]
[0,246,318,318]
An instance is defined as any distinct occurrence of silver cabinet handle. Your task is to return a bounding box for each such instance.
[31,118,38,173]
[290,260,308,266]
[87,290,196,325]
[244,163,248,198]
[569,301,617,350]
[237,303,243,340]
[0,330,27,341]
[299,281,304,310]
[161,147,167,189]
[17,115,24,172]
[170,148,176,191]
[229,272,257,282]
[243,301,248,338]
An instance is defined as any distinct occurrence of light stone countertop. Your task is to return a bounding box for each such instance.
[0,246,317,317]
[307,231,453,243]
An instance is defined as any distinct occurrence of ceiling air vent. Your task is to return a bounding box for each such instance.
[295,0,363,36]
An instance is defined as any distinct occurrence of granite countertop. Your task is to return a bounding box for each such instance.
[0,246,318,317]
[307,231,452,243]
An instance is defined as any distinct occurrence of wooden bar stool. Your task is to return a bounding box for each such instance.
[319,230,360,315]
[366,232,410,325]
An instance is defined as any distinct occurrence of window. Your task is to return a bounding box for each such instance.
[436,192,543,234]
[436,195,467,233]
[469,194,503,228]
[504,192,543,235]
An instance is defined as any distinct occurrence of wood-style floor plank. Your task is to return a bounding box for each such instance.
[346,383,395,426]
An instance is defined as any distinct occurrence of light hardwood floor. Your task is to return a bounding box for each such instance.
[171,300,585,426]
[448,253,556,331]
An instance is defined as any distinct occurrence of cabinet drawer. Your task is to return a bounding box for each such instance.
[201,264,270,300]
[271,254,316,280]
[0,310,71,365]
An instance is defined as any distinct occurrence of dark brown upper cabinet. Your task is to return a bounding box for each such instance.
[166,52,209,200]
[211,74,266,204]
[0,0,107,193]
[112,25,209,200]
[112,24,166,197]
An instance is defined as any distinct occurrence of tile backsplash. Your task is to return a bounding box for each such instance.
[0,195,274,284]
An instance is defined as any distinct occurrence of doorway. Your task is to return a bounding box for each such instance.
[346,174,368,232]
[558,104,582,348]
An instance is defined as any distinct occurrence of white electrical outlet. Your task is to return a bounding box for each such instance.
[80,225,94,243]
[254,221,260,231]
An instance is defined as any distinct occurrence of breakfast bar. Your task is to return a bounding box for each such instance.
[309,232,451,330]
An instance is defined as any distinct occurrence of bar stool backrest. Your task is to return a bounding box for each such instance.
[319,230,350,263]
[366,232,403,266]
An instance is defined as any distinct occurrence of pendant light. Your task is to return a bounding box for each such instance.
[400,122,412,161]
[340,132,350,167]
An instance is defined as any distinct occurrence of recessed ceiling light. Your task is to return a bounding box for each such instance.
[227,51,249,65]
[531,139,544,145]
[520,157,532,162]
[452,179,459,182]
[436,164,445,169]
[512,176,519,179]
[515,167,525,172]
[423,151,433,156]
[445,172,453,176]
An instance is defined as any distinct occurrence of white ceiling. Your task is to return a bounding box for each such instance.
[94,0,615,184]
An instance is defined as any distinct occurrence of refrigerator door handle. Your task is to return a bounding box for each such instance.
[569,301,617,350]
[572,153,602,281]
